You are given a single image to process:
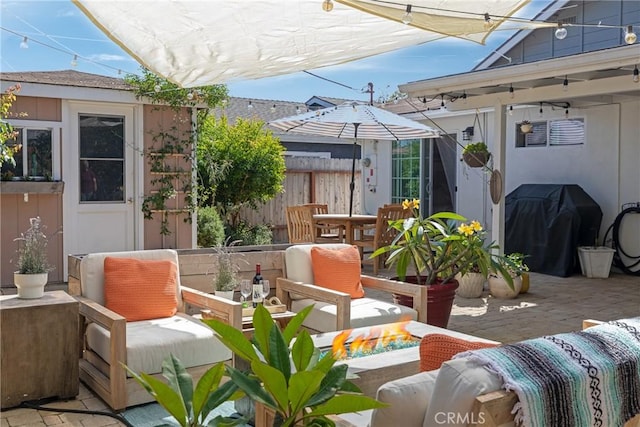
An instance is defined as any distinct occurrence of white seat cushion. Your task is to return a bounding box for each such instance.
[422,358,502,427]
[86,313,231,375]
[291,297,418,332]
[371,370,439,427]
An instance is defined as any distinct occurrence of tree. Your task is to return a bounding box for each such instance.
[197,116,285,228]
[1,84,23,167]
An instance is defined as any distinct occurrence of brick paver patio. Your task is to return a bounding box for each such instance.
[1,272,638,426]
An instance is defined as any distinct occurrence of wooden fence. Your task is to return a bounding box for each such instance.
[238,157,361,243]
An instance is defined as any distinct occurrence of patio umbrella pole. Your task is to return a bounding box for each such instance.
[349,123,360,217]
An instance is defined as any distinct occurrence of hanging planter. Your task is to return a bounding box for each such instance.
[520,120,533,134]
[462,142,491,168]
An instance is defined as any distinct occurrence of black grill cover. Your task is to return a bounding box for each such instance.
[505,184,603,277]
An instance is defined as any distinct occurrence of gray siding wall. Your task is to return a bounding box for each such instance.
[492,0,640,68]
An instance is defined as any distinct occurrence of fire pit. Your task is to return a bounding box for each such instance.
[322,321,420,360]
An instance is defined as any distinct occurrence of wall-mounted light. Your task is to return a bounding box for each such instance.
[562,75,569,92]
[633,65,639,83]
[509,105,513,116]
[462,126,474,141]
[555,23,568,40]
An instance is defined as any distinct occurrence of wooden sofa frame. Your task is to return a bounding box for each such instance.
[471,319,640,427]
[276,275,427,332]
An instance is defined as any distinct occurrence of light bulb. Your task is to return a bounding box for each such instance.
[296,106,302,114]
[154,84,161,92]
[247,101,253,110]
[71,55,78,67]
[322,0,333,12]
[402,4,413,25]
[270,104,276,113]
[565,109,569,118]
[509,105,513,116]
[462,92,467,104]
[186,92,194,101]
[20,36,28,49]
[483,13,493,31]
[633,65,639,83]
[625,25,637,44]
[555,24,567,40]
[509,84,514,99]
[562,76,568,92]
[539,103,543,116]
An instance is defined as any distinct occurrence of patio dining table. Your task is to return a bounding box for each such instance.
[312,213,377,245]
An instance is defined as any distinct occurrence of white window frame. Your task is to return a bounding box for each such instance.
[5,120,62,180]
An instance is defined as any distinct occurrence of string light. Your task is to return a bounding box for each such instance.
[625,25,637,44]
[247,101,253,111]
[402,4,413,25]
[70,54,78,67]
[440,94,445,107]
[509,84,514,99]
[462,91,467,104]
[19,36,28,49]
[186,91,194,100]
[322,0,333,12]
[562,75,568,92]
[509,105,513,116]
[296,106,302,114]
[555,23,568,40]
[154,84,161,92]
[633,65,639,83]
[483,13,494,31]
[270,104,276,113]
[539,103,543,116]
[565,108,569,118]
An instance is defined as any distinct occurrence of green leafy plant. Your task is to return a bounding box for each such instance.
[492,252,529,278]
[14,217,51,274]
[198,206,226,248]
[462,142,489,154]
[225,221,273,246]
[126,354,245,427]
[371,199,514,288]
[204,305,386,427]
[1,84,24,167]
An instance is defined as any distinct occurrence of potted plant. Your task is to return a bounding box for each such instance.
[13,217,51,299]
[371,199,513,327]
[212,239,242,300]
[519,120,533,134]
[204,304,386,426]
[454,225,502,298]
[462,142,490,168]
[488,252,529,299]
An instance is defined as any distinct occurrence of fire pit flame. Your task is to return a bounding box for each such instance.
[330,320,418,360]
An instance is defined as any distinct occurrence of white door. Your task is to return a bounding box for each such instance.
[64,102,137,257]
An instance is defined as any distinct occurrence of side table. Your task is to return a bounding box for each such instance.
[1,290,79,409]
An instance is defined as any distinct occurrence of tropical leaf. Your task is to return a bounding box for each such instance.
[161,354,194,417]
[251,304,273,359]
[291,329,315,372]
[203,318,257,362]
[288,371,325,416]
[225,365,277,408]
[192,363,225,419]
[306,394,387,417]
[282,304,313,344]
[305,364,349,407]
[251,360,289,412]
[268,324,291,381]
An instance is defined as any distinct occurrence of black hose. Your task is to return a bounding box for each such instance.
[20,400,134,427]
[609,205,640,276]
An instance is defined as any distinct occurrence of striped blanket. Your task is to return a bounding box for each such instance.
[457,318,640,427]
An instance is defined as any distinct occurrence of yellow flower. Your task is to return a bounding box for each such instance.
[457,223,474,236]
[402,198,420,210]
[470,220,483,232]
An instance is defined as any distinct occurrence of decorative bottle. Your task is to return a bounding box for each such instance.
[252,264,263,308]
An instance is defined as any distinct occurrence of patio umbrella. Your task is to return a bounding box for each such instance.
[269,102,439,216]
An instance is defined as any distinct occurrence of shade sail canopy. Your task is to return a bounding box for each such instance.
[270,101,439,140]
[73,0,533,88]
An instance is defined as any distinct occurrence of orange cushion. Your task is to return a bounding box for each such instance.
[103,257,178,321]
[419,334,499,372]
[310,245,365,299]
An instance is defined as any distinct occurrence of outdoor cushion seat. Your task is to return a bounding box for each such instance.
[77,249,242,411]
[276,243,427,332]
[85,312,230,375]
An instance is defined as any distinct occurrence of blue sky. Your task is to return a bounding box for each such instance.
[1,1,551,103]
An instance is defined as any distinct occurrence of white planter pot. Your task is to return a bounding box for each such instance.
[215,290,235,300]
[455,272,485,298]
[488,274,522,299]
[14,272,48,299]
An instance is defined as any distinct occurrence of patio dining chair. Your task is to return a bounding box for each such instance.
[353,204,410,274]
[302,203,345,242]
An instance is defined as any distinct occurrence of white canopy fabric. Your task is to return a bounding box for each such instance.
[73,0,534,88]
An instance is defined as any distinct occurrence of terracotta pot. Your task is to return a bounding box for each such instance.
[392,276,459,328]
[14,272,48,299]
[455,272,485,298]
[488,274,522,299]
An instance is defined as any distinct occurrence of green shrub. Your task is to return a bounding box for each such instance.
[226,221,272,246]
[197,206,225,248]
